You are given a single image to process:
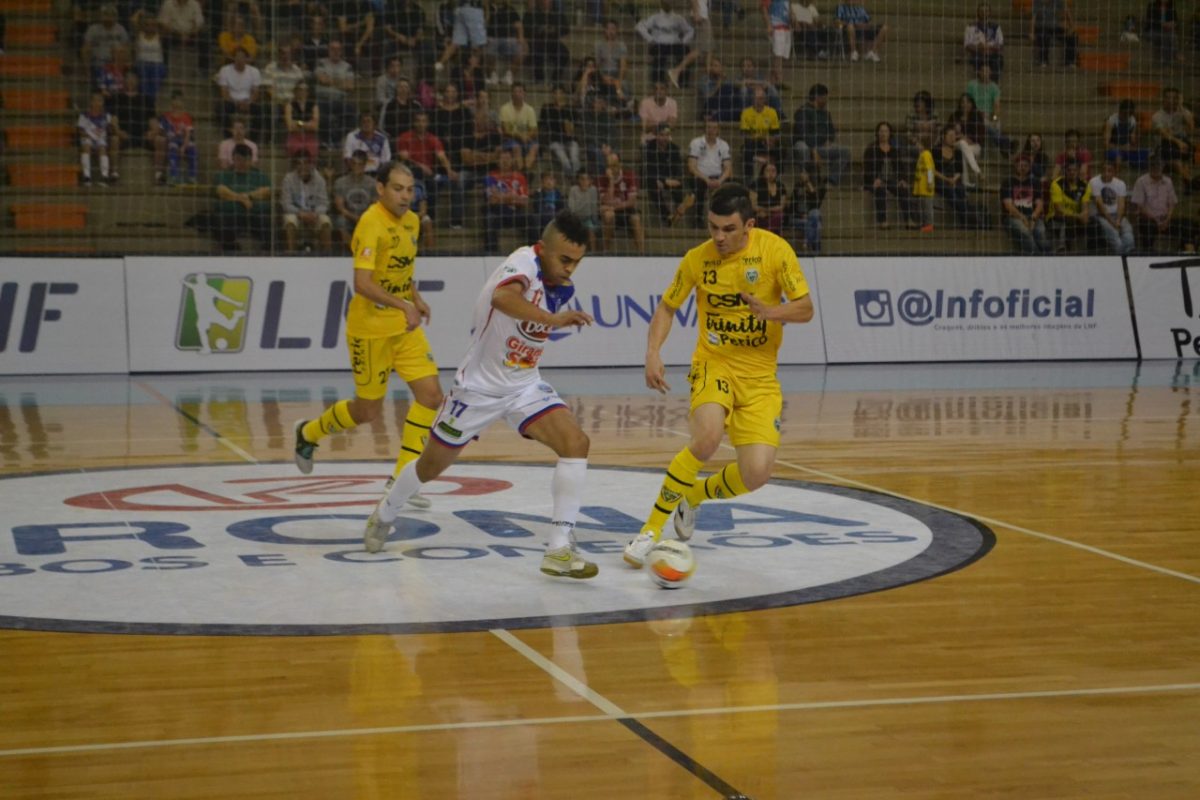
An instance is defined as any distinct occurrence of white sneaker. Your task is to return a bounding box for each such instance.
[672,498,695,541]
[486,70,499,85]
[363,500,392,553]
[864,50,880,62]
[623,530,659,568]
[406,493,432,509]
[434,61,445,72]
[502,69,513,85]
[541,546,599,579]
[850,50,860,62]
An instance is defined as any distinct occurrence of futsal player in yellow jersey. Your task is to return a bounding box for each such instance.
[624,182,815,567]
[294,161,443,506]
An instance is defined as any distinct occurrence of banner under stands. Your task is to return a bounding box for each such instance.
[0,259,129,375]
[1126,256,1200,359]
[814,257,1139,362]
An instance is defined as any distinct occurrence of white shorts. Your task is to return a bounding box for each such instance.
[431,380,566,448]
[452,6,487,48]
[771,28,793,59]
[283,212,332,228]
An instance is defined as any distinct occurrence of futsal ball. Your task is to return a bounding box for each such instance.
[647,540,696,589]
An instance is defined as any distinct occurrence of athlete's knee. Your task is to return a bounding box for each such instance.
[738,462,773,491]
[559,428,589,458]
[348,397,383,423]
[688,435,721,462]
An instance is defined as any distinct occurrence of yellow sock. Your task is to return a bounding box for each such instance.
[686,463,750,506]
[302,399,356,444]
[644,447,705,537]
[393,402,437,477]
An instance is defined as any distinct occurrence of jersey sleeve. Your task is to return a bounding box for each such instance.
[661,253,698,309]
[776,239,810,301]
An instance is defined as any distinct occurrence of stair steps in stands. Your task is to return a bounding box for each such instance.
[9,203,89,231]
[7,23,59,47]
[1078,51,1132,72]
[1098,81,1163,100]
[0,55,64,78]
[5,124,74,151]
[0,0,52,11]
[2,89,69,111]
[8,163,80,188]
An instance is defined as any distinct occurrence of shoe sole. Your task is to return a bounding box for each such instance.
[623,552,645,569]
[673,500,695,541]
[293,420,314,475]
[406,493,432,510]
[540,564,599,579]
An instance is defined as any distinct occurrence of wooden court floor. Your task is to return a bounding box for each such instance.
[1,361,1198,799]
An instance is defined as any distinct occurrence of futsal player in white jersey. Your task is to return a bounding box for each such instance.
[364,210,600,578]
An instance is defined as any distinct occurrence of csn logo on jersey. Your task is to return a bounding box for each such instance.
[0,463,992,635]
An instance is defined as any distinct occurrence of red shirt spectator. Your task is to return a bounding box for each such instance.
[396,112,449,181]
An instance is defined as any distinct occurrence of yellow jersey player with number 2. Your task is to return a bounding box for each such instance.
[294,161,443,508]
[624,182,815,567]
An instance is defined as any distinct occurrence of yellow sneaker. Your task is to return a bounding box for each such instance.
[541,546,599,579]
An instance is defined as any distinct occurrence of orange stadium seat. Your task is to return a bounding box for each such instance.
[0,55,64,77]
[5,125,74,150]
[1098,80,1163,100]
[3,89,69,111]
[9,203,89,231]
[1078,52,1131,72]
[1075,25,1101,45]
[0,0,52,11]
[8,163,80,188]
[8,23,59,46]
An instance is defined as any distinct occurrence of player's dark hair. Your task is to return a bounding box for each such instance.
[544,210,590,248]
[232,143,253,160]
[708,182,755,223]
[377,160,413,186]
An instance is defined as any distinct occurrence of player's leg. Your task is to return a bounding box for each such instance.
[294,335,389,473]
[389,330,443,508]
[80,139,93,183]
[515,396,598,579]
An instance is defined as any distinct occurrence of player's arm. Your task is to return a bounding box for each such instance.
[410,260,432,324]
[354,267,420,329]
[645,298,678,394]
[744,291,814,323]
[492,281,593,328]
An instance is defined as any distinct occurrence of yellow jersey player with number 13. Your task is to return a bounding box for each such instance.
[293,161,444,508]
[624,182,816,567]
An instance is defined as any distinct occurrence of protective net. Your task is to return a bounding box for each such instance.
[1,0,1197,257]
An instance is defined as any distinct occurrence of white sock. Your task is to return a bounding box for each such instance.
[378,461,423,524]
[548,458,587,550]
[80,153,91,178]
[99,154,110,177]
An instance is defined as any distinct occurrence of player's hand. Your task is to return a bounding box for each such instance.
[741,292,773,321]
[549,309,593,328]
[645,353,669,394]
[413,295,432,324]
[400,301,421,331]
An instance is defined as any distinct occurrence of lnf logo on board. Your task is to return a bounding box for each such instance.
[0,464,992,635]
[176,273,253,354]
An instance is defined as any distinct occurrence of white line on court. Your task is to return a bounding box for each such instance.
[650,424,1200,585]
[134,380,259,464]
[490,629,628,717]
[2,681,1196,759]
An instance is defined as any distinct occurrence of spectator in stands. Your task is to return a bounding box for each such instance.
[642,122,692,226]
[947,93,985,188]
[597,151,645,254]
[300,13,329,72]
[483,145,531,251]
[156,0,203,69]
[791,2,833,60]
[540,84,581,177]
[530,171,566,232]
[379,78,424,144]
[903,90,939,162]
[284,82,319,160]
[133,17,166,101]
[963,3,1004,79]
[213,143,271,252]
[1088,158,1136,254]
[1144,0,1181,67]
[397,110,464,227]
[78,91,122,186]
[1047,157,1091,252]
[451,49,487,105]
[594,19,631,105]
[700,57,742,122]
[523,0,569,87]
[687,116,734,227]
[966,64,1014,155]
[382,0,435,83]
[435,0,488,75]
[751,160,787,235]
[434,82,476,211]
[636,0,695,87]
[1103,99,1151,171]
[639,81,679,144]
[467,88,503,166]
[315,40,357,149]
[498,82,539,171]
[1000,154,1051,253]
[109,68,153,149]
[760,0,792,89]
[280,154,332,254]
[82,5,129,76]
[666,0,713,89]
[217,117,258,169]
[834,2,886,62]
[578,93,618,176]
[216,46,264,137]
[344,111,391,175]
[97,44,131,103]
[1131,155,1192,253]
[933,123,985,230]
[735,56,782,116]
[1051,128,1093,182]
[152,89,197,185]
[218,14,258,62]
[862,121,915,229]
[484,0,524,86]
[375,57,403,109]
[1017,131,1051,192]
[913,139,935,232]
[263,45,304,110]
[740,86,781,182]
[789,165,825,253]
[567,172,601,250]
[792,83,851,186]
[331,0,375,68]
[1030,0,1077,69]
[1151,87,1195,191]
[332,149,375,245]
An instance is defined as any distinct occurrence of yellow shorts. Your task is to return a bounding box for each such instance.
[348,330,438,401]
[687,359,782,447]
